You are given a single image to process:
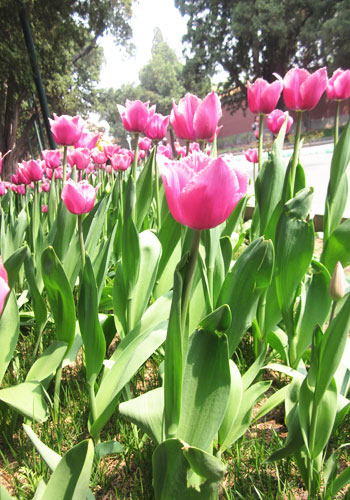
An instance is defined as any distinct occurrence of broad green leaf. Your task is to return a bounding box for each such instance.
[92,222,117,303]
[242,345,268,390]
[95,440,123,460]
[122,177,140,290]
[254,384,289,422]
[78,254,106,384]
[217,237,274,355]
[41,247,76,351]
[26,341,67,387]
[218,360,243,451]
[183,446,226,482]
[4,245,28,289]
[220,236,232,275]
[24,251,47,334]
[52,200,77,261]
[267,329,288,363]
[322,218,350,273]
[176,330,230,450]
[325,466,350,500]
[13,209,28,250]
[42,440,94,500]
[136,147,155,230]
[112,262,127,338]
[311,379,337,458]
[84,196,111,261]
[23,423,61,470]
[0,291,19,385]
[222,195,248,238]
[119,387,164,445]
[0,381,48,422]
[154,212,182,299]
[199,304,231,333]
[0,484,15,500]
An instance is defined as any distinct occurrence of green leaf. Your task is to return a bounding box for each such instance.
[176,329,230,450]
[136,147,155,230]
[41,247,76,351]
[92,223,117,303]
[154,212,182,299]
[52,200,77,261]
[4,245,28,289]
[254,384,289,422]
[26,341,68,387]
[0,381,48,422]
[119,387,164,445]
[221,195,248,238]
[217,237,274,356]
[324,466,350,500]
[183,445,225,482]
[42,440,94,500]
[199,304,231,333]
[23,423,61,471]
[322,218,350,273]
[13,209,28,250]
[0,484,15,500]
[0,291,19,385]
[95,440,123,460]
[78,254,106,384]
[24,251,47,335]
[218,360,243,451]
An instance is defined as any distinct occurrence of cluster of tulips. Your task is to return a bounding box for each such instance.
[0,64,350,500]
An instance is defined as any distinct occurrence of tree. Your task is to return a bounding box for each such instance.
[0,0,134,177]
[174,0,350,111]
[96,28,211,144]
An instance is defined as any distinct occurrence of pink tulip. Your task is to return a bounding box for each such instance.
[158,151,248,230]
[171,91,222,142]
[157,144,172,158]
[138,150,146,160]
[91,148,107,164]
[41,204,48,213]
[74,131,99,150]
[49,114,85,146]
[174,142,186,157]
[41,182,50,193]
[0,182,6,196]
[117,100,156,133]
[283,67,327,111]
[23,159,44,182]
[244,148,259,164]
[0,150,11,175]
[138,137,152,151]
[61,179,98,214]
[267,109,293,136]
[327,69,350,101]
[110,153,132,171]
[42,149,61,169]
[0,257,10,316]
[17,164,31,185]
[145,113,170,140]
[247,77,283,114]
[67,147,91,170]
[103,144,120,159]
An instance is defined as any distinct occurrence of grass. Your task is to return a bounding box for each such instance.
[1,318,350,499]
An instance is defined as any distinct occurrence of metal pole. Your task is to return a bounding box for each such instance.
[18,2,56,149]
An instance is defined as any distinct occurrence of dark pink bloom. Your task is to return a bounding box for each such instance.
[171,91,222,142]
[283,67,327,111]
[138,150,146,160]
[41,182,50,192]
[247,78,283,114]
[23,159,44,182]
[0,257,10,316]
[327,69,350,101]
[67,148,91,171]
[41,205,48,213]
[91,148,107,164]
[244,148,259,164]
[267,109,293,136]
[61,179,98,214]
[138,137,152,151]
[145,113,169,140]
[0,182,6,196]
[117,100,156,133]
[158,151,248,230]
[157,144,172,158]
[110,153,132,171]
[42,149,61,169]
[74,131,99,150]
[17,164,30,185]
[49,114,85,146]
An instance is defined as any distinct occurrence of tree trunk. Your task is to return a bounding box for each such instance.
[2,113,36,180]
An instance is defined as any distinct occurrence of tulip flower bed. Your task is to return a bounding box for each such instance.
[1,67,350,500]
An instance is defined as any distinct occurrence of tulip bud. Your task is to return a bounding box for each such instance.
[329,261,346,301]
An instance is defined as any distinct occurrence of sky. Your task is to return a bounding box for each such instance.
[98,0,189,89]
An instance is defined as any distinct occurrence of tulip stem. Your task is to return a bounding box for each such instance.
[88,379,100,443]
[185,141,190,156]
[132,133,139,181]
[78,214,85,269]
[62,146,67,185]
[118,171,124,220]
[154,144,161,229]
[53,363,63,420]
[258,113,264,171]
[334,100,340,145]
[329,300,337,324]
[181,229,201,335]
[290,111,303,198]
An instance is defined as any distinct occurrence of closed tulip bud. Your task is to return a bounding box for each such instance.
[61,179,98,214]
[244,148,259,164]
[327,69,350,101]
[138,137,152,151]
[67,147,91,170]
[49,114,85,146]
[283,67,327,111]
[158,151,248,230]
[329,261,346,301]
[145,113,169,140]
[247,77,283,114]
[267,109,293,136]
[24,159,44,182]
[42,149,61,169]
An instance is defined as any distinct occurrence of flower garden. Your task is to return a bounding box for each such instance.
[1,67,350,499]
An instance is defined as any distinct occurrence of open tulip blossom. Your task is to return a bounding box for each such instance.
[158,151,248,230]
[49,114,85,146]
[247,77,283,115]
[283,67,327,111]
[61,179,98,214]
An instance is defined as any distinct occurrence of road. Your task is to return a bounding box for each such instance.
[234,142,350,217]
